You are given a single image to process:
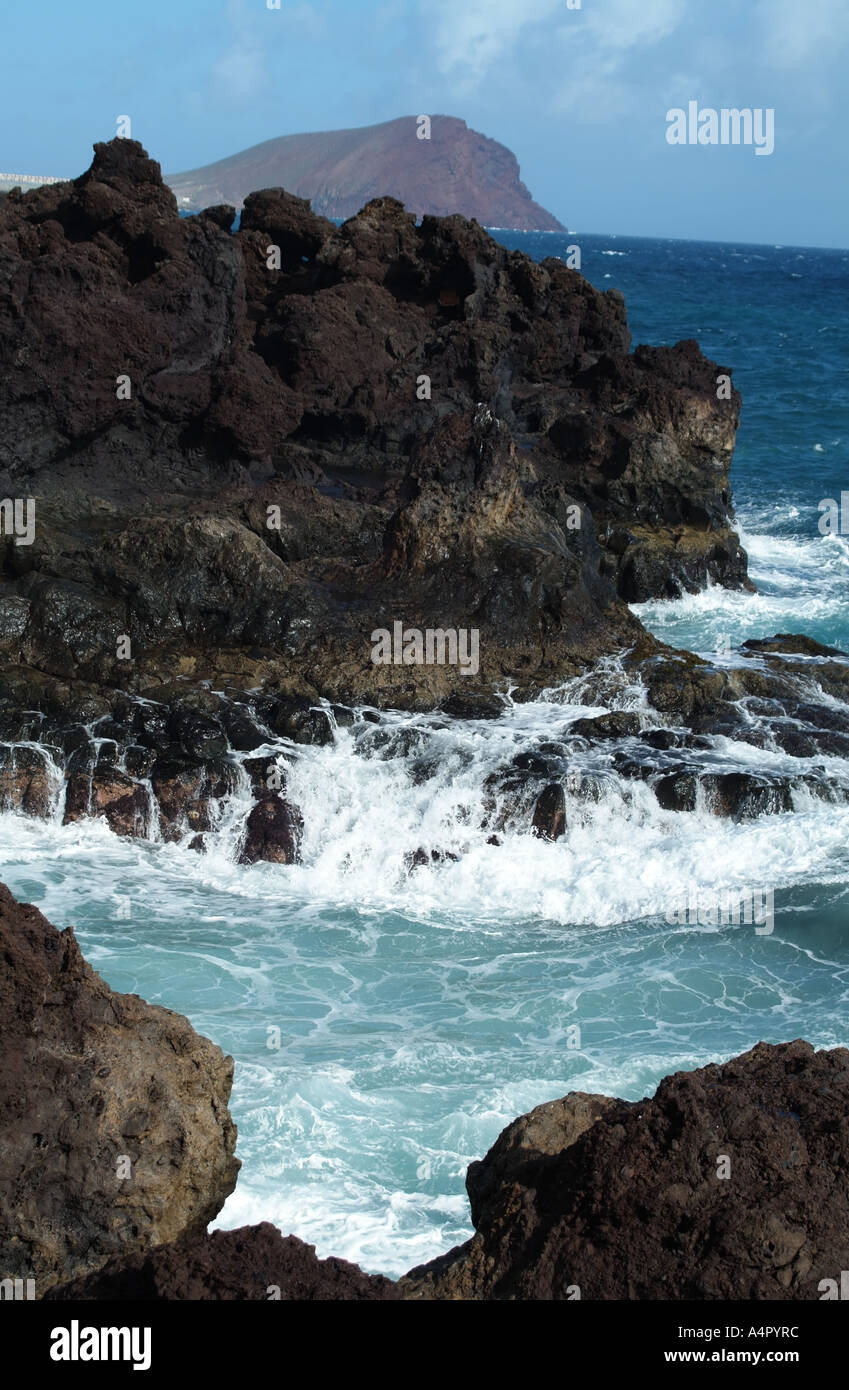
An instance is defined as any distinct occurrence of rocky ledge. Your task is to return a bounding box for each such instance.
[5,137,841,854]
[0,136,746,717]
[1,632,848,858]
[45,1224,398,1301]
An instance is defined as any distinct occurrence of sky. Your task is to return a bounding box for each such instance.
[3,0,847,247]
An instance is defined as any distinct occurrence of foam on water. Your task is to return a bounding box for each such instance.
[2,232,847,1276]
[2,664,849,1274]
[632,513,849,656]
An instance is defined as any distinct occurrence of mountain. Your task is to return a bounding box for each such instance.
[166,115,566,231]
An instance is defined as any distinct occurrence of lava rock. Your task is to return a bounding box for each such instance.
[0,883,239,1294]
[0,745,52,817]
[569,711,643,740]
[268,697,334,747]
[150,754,238,840]
[531,783,566,840]
[0,137,750,708]
[63,767,150,836]
[239,795,303,864]
[440,691,505,720]
[167,708,228,759]
[401,1040,849,1300]
[46,1222,398,1300]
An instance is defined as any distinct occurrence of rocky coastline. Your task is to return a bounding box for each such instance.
[1,140,847,855]
[1,139,848,1301]
[1,882,845,1300]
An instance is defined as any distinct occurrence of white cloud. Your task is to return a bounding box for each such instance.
[757,0,849,70]
[425,0,560,80]
[424,0,686,90]
[582,0,686,51]
[210,41,269,107]
[209,1,325,107]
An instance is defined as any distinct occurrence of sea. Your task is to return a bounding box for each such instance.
[2,232,847,1278]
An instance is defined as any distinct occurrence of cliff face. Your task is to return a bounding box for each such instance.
[167,115,566,231]
[0,883,239,1294]
[0,138,746,715]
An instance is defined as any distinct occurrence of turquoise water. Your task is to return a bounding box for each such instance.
[1,234,847,1277]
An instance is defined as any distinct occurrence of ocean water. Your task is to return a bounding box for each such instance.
[2,233,848,1278]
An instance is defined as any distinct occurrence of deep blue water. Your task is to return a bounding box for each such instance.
[497,231,849,653]
[1,231,847,1276]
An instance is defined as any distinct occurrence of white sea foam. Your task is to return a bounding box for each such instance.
[2,624,849,1274]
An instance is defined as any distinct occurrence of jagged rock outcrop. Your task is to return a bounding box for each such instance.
[46,1223,399,1301]
[167,115,565,231]
[401,1041,849,1300]
[0,138,745,718]
[38,1036,849,1302]
[0,883,240,1295]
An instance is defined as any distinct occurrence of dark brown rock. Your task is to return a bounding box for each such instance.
[46,1222,399,1300]
[0,745,53,817]
[401,1041,849,1300]
[150,754,238,840]
[239,795,303,864]
[63,767,150,836]
[569,711,643,740]
[0,137,748,709]
[466,1092,617,1229]
[0,884,239,1295]
[531,783,566,840]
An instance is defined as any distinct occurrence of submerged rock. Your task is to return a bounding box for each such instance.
[401,1040,849,1300]
[0,884,239,1295]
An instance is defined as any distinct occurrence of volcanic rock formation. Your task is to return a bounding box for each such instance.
[4,139,843,848]
[0,882,239,1295]
[0,137,746,719]
[46,1223,399,1300]
[401,1040,849,1299]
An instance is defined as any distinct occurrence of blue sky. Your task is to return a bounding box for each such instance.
[3,0,847,246]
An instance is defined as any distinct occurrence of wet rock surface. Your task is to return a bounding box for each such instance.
[401,1041,849,1300]
[0,626,847,853]
[0,884,240,1295]
[239,794,303,864]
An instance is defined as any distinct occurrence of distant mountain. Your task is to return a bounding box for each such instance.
[166,115,565,231]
